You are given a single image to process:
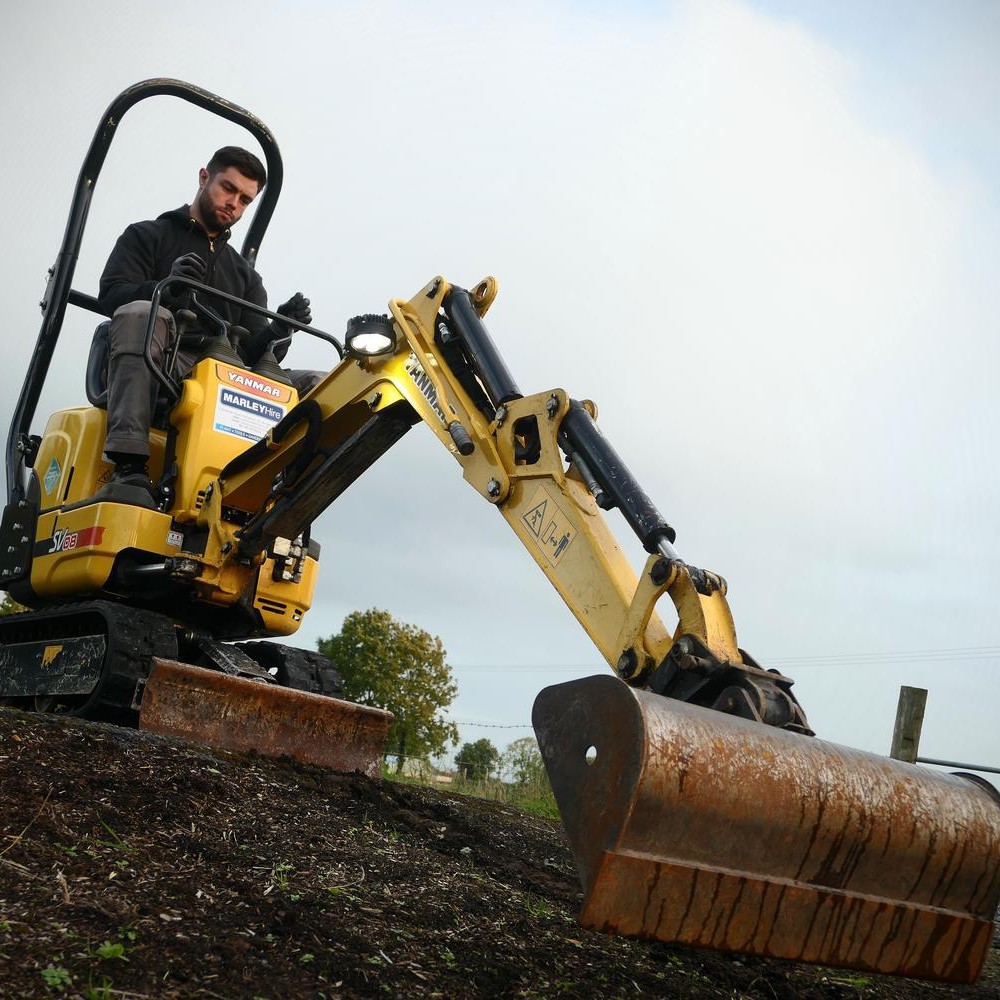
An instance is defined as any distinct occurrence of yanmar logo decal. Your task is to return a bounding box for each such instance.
[229,371,281,397]
[215,365,293,403]
[404,353,448,426]
[37,525,107,557]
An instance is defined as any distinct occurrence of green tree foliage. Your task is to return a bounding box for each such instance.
[501,736,546,786]
[455,738,499,781]
[0,592,26,616]
[317,609,459,770]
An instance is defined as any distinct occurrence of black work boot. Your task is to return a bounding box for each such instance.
[92,458,156,509]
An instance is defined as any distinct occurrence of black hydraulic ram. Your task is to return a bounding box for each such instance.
[443,286,678,563]
[443,287,522,408]
[561,400,678,558]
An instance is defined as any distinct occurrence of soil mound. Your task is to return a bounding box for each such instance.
[1,708,996,999]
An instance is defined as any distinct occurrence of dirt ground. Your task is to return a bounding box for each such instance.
[1,707,997,1000]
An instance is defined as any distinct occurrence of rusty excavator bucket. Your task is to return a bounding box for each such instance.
[139,660,393,777]
[533,675,1000,984]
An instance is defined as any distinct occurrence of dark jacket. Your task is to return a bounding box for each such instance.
[98,206,270,338]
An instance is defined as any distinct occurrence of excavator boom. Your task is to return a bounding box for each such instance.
[218,277,805,729]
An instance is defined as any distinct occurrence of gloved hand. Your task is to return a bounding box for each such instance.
[170,252,206,284]
[260,293,312,362]
[241,294,312,366]
[164,253,206,306]
[276,292,312,330]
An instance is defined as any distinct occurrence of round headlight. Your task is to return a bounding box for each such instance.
[345,314,397,358]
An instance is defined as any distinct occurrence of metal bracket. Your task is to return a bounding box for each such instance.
[191,634,274,683]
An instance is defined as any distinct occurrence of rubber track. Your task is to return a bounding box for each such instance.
[235,640,344,698]
[0,601,178,721]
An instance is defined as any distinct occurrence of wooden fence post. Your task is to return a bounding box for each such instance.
[890,686,927,763]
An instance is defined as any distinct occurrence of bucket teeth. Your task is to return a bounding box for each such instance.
[533,675,1000,984]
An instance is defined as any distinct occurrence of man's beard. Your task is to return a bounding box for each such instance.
[197,189,228,234]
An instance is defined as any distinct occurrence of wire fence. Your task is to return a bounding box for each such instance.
[915,757,1000,776]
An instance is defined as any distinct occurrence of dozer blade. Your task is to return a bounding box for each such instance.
[139,659,392,777]
[533,675,1000,983]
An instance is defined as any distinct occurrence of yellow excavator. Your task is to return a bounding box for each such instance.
[2,80,998,984]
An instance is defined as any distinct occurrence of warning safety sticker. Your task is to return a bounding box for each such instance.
[521,486,576,567]
[214,386,286,442]
[44,457,61,495]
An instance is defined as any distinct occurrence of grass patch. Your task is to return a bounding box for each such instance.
[388,767,559,819]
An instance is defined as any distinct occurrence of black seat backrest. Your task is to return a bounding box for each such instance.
[84,318,190,426]
[86,321,110,409]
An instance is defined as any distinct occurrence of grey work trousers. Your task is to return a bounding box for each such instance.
[104,300,323,461]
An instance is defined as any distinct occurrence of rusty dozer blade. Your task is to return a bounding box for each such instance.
[139,659,392,777]
[533,675,1000,983]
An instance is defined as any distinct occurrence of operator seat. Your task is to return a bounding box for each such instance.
[85,321,110,409]
[84,319,189,425]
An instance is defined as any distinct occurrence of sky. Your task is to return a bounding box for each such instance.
[1,0,998,784]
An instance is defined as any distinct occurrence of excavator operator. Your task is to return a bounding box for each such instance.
[93,145,315,508]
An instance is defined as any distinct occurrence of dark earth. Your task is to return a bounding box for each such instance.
[1,707,997,999]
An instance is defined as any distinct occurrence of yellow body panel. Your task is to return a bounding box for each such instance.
[171,359,298,520]
[252,554,319,635]
[30,503,175,595]
[164,362,312,625]
[33,407,165,510]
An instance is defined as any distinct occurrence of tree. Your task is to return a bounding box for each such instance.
[501,736,546,786]
[455,738,499,781]
[317,609,459,771]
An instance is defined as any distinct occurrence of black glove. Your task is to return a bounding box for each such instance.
[275,292,312,331]
[240,293,311,366]
[164,253,206,307]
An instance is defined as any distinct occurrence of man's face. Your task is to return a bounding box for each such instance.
[195,165,260,234]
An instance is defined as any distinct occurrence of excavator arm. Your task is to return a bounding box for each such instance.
[214,275,807,731]
[187,275,999,983]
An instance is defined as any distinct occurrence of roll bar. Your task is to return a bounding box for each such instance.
[6,79,284,502]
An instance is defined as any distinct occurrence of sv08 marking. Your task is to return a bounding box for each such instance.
[36,525,107,557]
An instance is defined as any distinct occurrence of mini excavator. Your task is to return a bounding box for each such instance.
[2,81,998,984]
